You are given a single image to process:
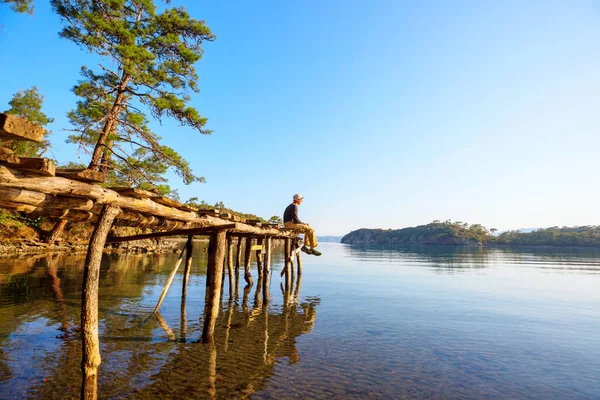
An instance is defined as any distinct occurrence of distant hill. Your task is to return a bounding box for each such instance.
[317,236,343,243]
[342,222,489,246]
[342,222,600,247]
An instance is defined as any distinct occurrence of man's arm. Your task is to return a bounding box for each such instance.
[292,205,305,224]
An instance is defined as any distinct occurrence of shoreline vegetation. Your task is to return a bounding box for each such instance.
[341,221,600,248]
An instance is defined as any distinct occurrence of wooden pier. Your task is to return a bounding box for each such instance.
[0,113,305,399]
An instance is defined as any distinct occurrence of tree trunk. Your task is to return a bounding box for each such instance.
[88,75,131,171]
[81,203,120,400]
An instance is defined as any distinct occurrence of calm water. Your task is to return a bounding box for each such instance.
[1,242,600,399]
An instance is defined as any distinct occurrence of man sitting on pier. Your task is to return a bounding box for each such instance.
[283,194,321,256]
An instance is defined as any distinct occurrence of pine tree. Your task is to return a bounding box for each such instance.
[3,86,53,156]
[51,0,215,190]
[1,0,34,14]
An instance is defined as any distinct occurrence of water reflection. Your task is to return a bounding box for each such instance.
[343,244,600,274]
[0,247,318,399]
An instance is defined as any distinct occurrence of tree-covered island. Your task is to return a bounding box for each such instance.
[341,221,600,247]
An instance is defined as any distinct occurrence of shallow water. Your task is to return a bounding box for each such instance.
[1,243,600,399]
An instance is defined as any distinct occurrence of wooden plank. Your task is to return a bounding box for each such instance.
[55,168,105,183]
[105,224,236,243]
[196,209,220,214]
[0,114,44,143]
[107,187,156,199]
[250,244,265,252]
[150,196,198,212]
[0,147,20,164]
[12,157,55,176]
[261,223,279,228]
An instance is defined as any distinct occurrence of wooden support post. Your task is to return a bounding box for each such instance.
[227,236,234,298]
[182,236,194,298]
[284,238,292,291]
[235,236,243,279]
[256,238,264,280]
[151,237,191,316]
[181,236,193,340]
[244,237,253,286]
[81,203,120,400]
[202,230,227,343]
[295,239,303,277]
[263,237,272,304]
[45,218,68,243]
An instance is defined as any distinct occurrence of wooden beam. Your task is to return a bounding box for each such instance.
[105,224,236,243]
[151,196,198,212]
[106,187,155,199]
[13,157,55,176]
[0,113,44,143]
[0,147,20,164]
[250,244,265,252]
[55,168,105,183]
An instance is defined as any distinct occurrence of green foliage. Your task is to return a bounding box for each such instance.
[268,215,282,225]
[495,226,600,247]
[184,198,267,223]
[3,86,53,156]
[1,0,34,14]
[0,209,42,229]
[342,221,600,247]
[51,0,215,190]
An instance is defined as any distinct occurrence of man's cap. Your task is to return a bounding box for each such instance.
[293,194,304,201]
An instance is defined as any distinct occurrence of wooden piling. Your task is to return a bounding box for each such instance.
[81,203,120,400]
[284,238,292,291]
[235,236,243,279]
[202,230,227,343]
[182,236,193,298]
[244,237,253,286]
[45,217,68,243]
[227,236,234,297]
[256,238,264,280]
[151,237,191,316]
[295,239,303,277]
[263,237,272,304]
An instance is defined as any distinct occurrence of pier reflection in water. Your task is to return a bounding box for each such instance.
[0,245,318,399]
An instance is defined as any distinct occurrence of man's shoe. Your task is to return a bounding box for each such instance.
[310,248,322,256]
[300,246,312,255]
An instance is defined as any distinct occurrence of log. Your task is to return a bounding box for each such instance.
[106,224,235,243]
[81,203,120,400]
[0,199,36,212]
[106,187,156,199]
[151,196,198,212]
[0,166,211,224]
[0,113,44,143]
[0,187,92,210]
[244,237,253,286]
[46,218,68,243]
[202,230,226,343]
[55,168,106,183]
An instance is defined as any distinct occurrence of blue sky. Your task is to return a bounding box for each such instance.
[1,1,599,235]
